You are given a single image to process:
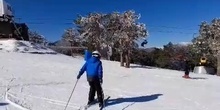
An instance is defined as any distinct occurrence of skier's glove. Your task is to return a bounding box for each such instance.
[77,74,81,79]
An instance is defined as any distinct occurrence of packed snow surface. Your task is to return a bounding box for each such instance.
[0,40,220,110]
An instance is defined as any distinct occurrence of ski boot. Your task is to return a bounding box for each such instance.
[182,75,190,79]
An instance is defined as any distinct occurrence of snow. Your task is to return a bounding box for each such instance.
[0,40,220,110]
[0,39,56,54]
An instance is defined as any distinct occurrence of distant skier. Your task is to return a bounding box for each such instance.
[182,59,190,78]
[77,50,104,108]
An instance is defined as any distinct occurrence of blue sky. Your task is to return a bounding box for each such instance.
[6,0,220,47]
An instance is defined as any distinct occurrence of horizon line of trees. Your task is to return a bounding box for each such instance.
[29,10,220,75]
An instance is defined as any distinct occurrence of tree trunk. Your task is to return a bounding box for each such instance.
[125,40,131,68]
[120,52,124,66]
[96,44,101,51]
[71,49,73,57]
[119,38,125,66]
[107,54,111,60]
[217,55,220,76]
[125,50,130,68]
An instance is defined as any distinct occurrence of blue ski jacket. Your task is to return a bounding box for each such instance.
[84,50,92,61]
[78,56,103,81]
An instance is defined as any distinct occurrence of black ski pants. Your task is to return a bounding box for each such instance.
[185,70,189,75]
[88,79,103,104]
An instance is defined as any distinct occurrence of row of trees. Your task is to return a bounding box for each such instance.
[47,28,85,56]
[52,10,148,68]
[50,34,216,73]
[130,42,216,72]
[75,11,148,68]
[44,11,219,75]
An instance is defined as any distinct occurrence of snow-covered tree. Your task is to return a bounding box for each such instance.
[192,35,213,56]
[74,10,148,68]
[62,28,81,47]
[61,28,81,56]
[197,18,220,76]
[28,31,47,45]
[74,13,105,51]
[112,11,148,68]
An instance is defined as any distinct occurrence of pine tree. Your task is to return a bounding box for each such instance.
[196,18,220,76]
[28,31,47,45]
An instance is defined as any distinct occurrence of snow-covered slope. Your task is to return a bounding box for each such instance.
[0,39,56,54]
[0,41,220,110]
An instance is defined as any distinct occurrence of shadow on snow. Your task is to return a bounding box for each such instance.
[106,94,163,107]
[0,102,9,106]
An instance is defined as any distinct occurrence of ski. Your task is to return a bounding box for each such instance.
[79,100,97,110]
[80,95,110,110]
[99,96,110,110]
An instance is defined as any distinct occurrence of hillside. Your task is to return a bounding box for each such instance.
[0,39,55,54]
[0,40,220,110]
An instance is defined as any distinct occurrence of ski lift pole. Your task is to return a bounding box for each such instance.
[64,79,79,110]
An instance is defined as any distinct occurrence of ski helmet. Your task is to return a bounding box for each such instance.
[92,51,101,58]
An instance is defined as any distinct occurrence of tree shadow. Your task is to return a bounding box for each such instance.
[130,65,156,69]
[29,52,57,55]
[106,94,163,107]
[190,77,207,80]
[0,102,9,106]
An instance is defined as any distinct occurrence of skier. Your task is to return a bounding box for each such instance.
[77,50,104,108]
[182,59,190,78]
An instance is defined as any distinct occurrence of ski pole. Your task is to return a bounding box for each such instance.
[64,79,79,110]
[101,84,106,110]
